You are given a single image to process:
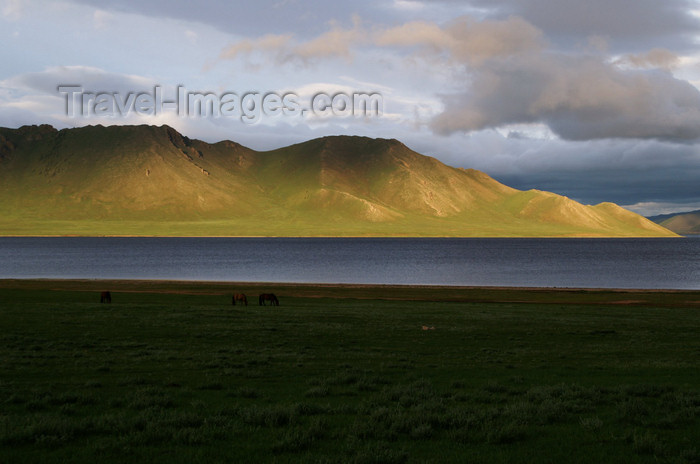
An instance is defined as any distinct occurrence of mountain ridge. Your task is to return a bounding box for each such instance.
[648,210,700,235]
[0,124,677,237]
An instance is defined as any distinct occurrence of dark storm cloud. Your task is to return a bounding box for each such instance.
[431,53,700,141]
[73,0,699,49]
[497,164,700,207]
[475,137,700,207]
[457,0,700,52]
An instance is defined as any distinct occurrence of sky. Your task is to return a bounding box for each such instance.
[1,0,700,216]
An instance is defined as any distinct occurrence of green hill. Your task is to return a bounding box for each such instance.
[0,124,677,237]
[649,210,700,235]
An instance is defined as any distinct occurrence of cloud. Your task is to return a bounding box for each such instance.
[184,29,198,43]
[294,17,367,61]
[614,48,680,70]
[376,15,544,65]
[0,66,164,129]
[219,14,542,68]
[57,0,700,59]
[219,34,293,61]
[391,0,426,11]
[219,16,368,65]
[0,66,403,144]
[459,0,700,52]
[1,0,24,19]
[431,52,700,141]
[623,201,700,217]
[66,0,390,39]
[214,12,700,142]
[374,20,454,50]
[2,65,156,96]
[442,15,543,63]
[92,9,113,30]
[372,15,700,142]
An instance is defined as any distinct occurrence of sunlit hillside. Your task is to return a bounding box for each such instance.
[0,124,677,237]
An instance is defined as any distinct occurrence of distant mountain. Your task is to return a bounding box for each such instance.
[647,212,682,223]
[648,210,700,235]
[0,124,677,237]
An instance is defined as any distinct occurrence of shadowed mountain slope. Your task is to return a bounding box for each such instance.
[649,210,700,235]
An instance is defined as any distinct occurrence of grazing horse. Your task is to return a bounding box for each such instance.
[100,291,111,304]
[232,293,248,306]
[259,293,279,306]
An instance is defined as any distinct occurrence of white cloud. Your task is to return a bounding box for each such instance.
[623,201,700,217]
[392,0,425,10]
[93,9,113,29]
[1,0,24,19]
[184,29,197,43]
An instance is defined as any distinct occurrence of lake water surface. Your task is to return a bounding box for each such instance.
[0,237,698,289]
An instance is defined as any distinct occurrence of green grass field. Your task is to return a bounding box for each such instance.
[1,281,698,463]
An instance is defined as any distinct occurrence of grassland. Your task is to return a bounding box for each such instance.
[1,280,698,463]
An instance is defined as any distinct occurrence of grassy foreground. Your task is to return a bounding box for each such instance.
[1,280,698,463]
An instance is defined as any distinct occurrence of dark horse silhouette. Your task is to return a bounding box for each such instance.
[100,291,111,304]
[232,293,248,306]
[259,293,279,306]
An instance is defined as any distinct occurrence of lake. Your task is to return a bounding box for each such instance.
[0,237,698,289]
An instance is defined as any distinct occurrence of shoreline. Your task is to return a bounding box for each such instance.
[0,234,686,238]
[2,278,699,307]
